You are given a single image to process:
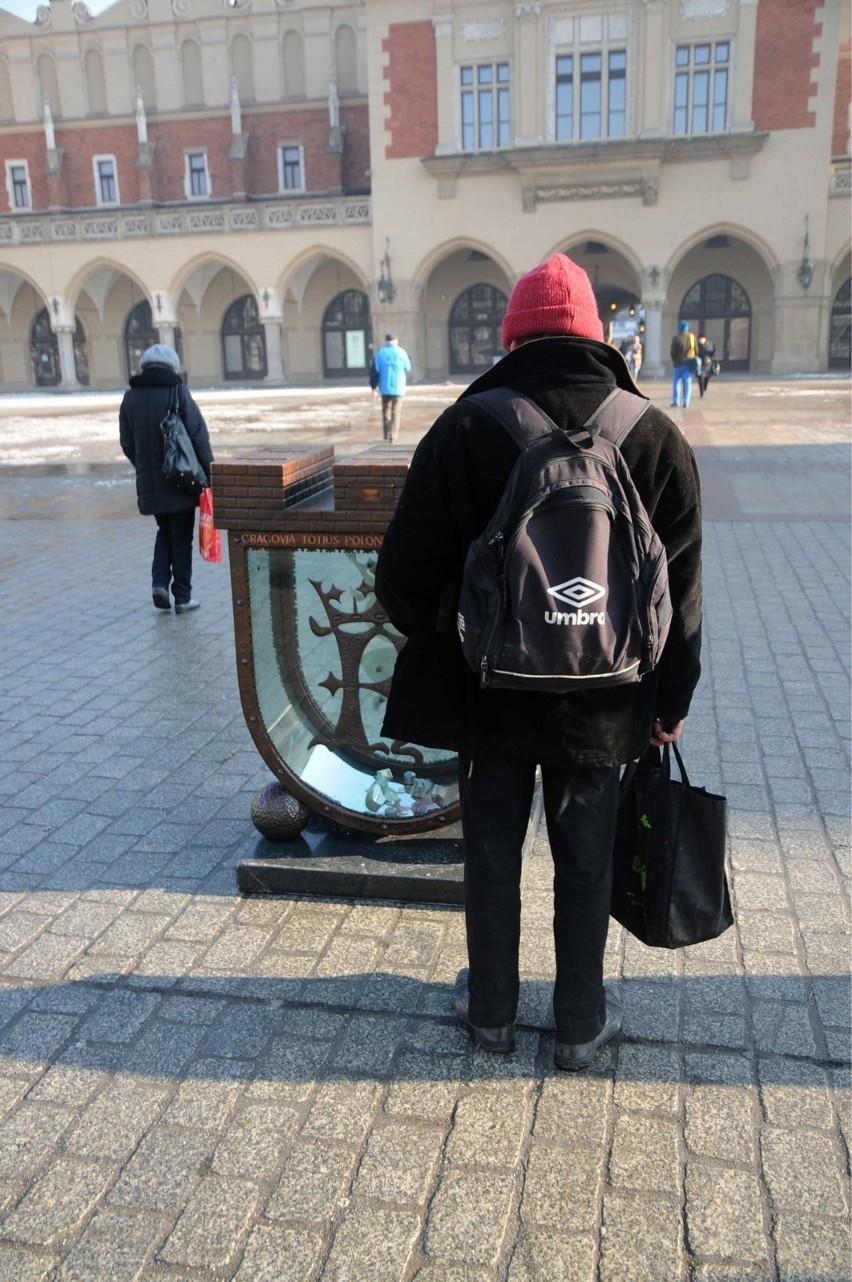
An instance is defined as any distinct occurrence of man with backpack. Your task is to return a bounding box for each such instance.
[670,319,698,408]
[375,253,702,1071]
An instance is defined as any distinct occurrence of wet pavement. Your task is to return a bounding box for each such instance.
[0,375,848,1281]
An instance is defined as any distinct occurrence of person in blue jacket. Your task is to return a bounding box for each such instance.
[369,334,412,442]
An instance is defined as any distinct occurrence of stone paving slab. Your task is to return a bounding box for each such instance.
[0,378,849,1281]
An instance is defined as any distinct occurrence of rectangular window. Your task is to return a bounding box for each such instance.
[460,62,510,150]
[554,43,627,142]
[7,161,30,209]
[93,155,118,205]
[185,151,209,198]
[278,144,304,192]
[673,41,730,135]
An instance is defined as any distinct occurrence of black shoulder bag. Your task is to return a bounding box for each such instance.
[160,386,207,497]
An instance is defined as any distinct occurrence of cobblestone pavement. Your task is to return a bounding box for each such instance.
[0,377,849,1281]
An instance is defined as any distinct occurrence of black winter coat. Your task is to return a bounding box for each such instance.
[375,337,703,767]
[119,367,213,515]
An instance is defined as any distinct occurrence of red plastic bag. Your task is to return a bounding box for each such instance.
[198,488,222,563]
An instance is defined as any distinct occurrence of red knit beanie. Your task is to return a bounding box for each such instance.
[501,253,604,348]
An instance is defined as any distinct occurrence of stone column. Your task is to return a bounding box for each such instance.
[157,323,177,350]
[641,299,665,379]
[262,319,286,384]
[54,325,82,391]
[514,5,541,146]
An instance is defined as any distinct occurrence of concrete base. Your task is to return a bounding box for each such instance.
[238,789,543,905]
[237,821,466,905]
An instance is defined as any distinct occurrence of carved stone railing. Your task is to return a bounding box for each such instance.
[0,195,372,245]
[830,162,851,197]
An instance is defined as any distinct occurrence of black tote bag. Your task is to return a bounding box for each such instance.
[611,742,733,948]
[161,387,207,497]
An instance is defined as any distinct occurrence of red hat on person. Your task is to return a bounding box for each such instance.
[501,253,604,348]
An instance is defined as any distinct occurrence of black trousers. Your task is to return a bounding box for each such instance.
[152,509,195,604]
[458,749,620,1043]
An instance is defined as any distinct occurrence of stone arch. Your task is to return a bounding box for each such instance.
[665,228,777,372]
[412,238,515,293]
[334,24,357,96]
[132,44,156,110]
[829,250,851,369]
[181,39,203,108]
[283,30,305,98]
[84,47,107,115]
[278,250,371,382]
[0,268,51,390]
[415,241,514,380]
[37,54,61,117]
[63,261,154,389]
[0,57,13,122]
[231,32,254,101]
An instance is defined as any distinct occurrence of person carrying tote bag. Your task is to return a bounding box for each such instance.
[611,741,732,949]
[119,344,214,614]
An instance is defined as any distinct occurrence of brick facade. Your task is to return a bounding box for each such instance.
[753,0,820,132]
[383,21,438,160]
[0,104,370,213]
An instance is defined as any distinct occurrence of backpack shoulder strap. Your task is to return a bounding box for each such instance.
[467,384,650,453]
[465,386,559,452]
[584,387,650,448]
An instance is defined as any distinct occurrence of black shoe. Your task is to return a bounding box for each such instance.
[174,599,200,614]
[453,968,515,1054]
[152,587,171,610]
[554,993,623,1072]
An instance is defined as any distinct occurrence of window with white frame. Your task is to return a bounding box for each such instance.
[185,150,210,199]
[553,13,628,142]
[460,62,510,151]
[6,161,31,210]
[674,41,730,135]
[278,144,304,193]
[93,155,119,205]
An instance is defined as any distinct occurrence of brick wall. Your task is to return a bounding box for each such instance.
[383,21,437,160]
[832,39,851,156]
[753,0,820,131]
[0,104,370,212]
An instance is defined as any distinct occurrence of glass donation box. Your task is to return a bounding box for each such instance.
[211,445,462,869]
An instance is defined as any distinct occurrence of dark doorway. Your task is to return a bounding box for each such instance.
[829,278,851,370]
[222,294,267,380]
[680,273,751,370]
[31,309,90,387]
[322,290,371,377]
[449,283,508,374]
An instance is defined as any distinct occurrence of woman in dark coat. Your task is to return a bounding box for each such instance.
[119,344,213,613]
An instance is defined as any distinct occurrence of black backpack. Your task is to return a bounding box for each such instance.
[456,386,672,692]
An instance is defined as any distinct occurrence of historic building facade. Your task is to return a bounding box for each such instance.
[0,0,849,390]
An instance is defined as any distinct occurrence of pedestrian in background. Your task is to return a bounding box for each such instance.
[696,333,717,398]
[376,253,703,1072]
[369,334,412,442]
[670,319,697,408]
[119,344,213,613]
[625,333,643,380]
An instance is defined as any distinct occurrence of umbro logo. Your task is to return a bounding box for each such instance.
[547,577,606,607]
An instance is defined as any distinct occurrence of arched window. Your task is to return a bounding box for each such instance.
[283,31,305,98]
[222,295,267,380]
[132,45,156,110]
[322,290,371,376]
[449,283,508,374]
[124,299,183,379]
[181,40,203,107]
[680,273,751,370]
[30,309,89,387]
[0,59,13,121]
[829,278,851,370]
[84,48,107,115]
[334,25,357,96]
[231,34,254,101]
[37,55,61,117]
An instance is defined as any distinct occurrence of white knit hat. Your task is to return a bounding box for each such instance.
[139,344,180,372]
